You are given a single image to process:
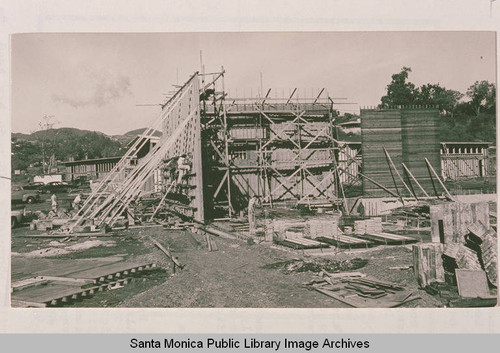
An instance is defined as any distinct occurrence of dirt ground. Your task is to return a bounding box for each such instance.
[11,223,444,308]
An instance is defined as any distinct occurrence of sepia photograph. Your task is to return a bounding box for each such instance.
[10,31,497,309]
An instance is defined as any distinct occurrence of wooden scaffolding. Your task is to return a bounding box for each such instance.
[200,76,349,219]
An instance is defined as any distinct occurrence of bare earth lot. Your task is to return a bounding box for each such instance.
[11,222,442,308]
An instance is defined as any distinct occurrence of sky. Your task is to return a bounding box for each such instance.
[11,31,496,136]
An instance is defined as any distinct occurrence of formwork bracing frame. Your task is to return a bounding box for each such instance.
[68,72,204,231]
[68,69,352,228]
[201,83,345,219]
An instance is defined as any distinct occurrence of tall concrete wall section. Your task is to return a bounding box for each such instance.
[361,109,405,197]
[401,108,441,196]
[361,107,441,198]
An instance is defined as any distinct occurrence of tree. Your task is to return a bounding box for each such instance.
[466,80,496,116]
[378,68,496,143]
[380,67,418,107]
[415,84,463,116]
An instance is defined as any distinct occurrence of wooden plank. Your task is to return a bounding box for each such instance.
[322,271,366,279]
[313,287,359,307]
[278,239,327,249]
[455,269,490,298]
[64,262,155,280]
[11,257,125,282]
[359,232,418,245]
[11,299,47,308]
[316,235,373,248]
[35,276,95,285]
[20,232,110,238]
[149,237,183,269]
[11,283,88,304]
[11,278,49,292]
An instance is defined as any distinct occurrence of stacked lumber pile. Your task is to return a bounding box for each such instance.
[271,219,307,241]
[307,271,420,308]
[354,217,383,234]
[308,219,341,238]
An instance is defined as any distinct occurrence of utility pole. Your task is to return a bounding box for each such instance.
[38,115,60,174]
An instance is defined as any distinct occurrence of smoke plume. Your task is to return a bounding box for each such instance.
[52,66,132,108]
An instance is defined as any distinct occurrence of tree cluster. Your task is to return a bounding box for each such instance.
[380,67,496,143]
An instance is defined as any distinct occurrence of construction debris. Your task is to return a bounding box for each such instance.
[308,272,420,308]
[412,243,445,288]
[262,258,368,274]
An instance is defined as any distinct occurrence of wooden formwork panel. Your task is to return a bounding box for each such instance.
[430,202,490,244]
[161,74,204,222]
[401,108,441,196]
[361,108,441,198]
[361,109,405,197]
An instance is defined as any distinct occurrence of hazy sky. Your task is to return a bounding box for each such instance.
[11,31,496,135]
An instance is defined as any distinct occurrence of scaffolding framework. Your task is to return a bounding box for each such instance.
[68,69,359,228]
[200,74,346,219]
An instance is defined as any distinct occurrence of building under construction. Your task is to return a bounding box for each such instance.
[14,69,497,309]
[62,70,492,229]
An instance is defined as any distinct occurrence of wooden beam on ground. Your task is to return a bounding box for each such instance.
[148,236,183,270]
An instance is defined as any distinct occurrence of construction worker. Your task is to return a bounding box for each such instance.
[50,193,58,212]
[248,196,261,236]
[72,193,82,212]
[177,154,191,185]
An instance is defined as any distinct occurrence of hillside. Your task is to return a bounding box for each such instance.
[113,128,162,145]
[11,127,164,171]
[12,128,124,171]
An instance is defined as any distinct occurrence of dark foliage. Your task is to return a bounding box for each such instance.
[380,68,496,143]
[12,128,124,170]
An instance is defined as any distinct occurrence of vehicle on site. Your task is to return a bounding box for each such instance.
[11,207,26,228]
[43,181,73,194]
[22,181,45,191]
[11,186,41,204]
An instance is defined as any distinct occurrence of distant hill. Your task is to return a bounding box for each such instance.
[113,128,162,145]
[12,128,124,171]
[11,127,163,171]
